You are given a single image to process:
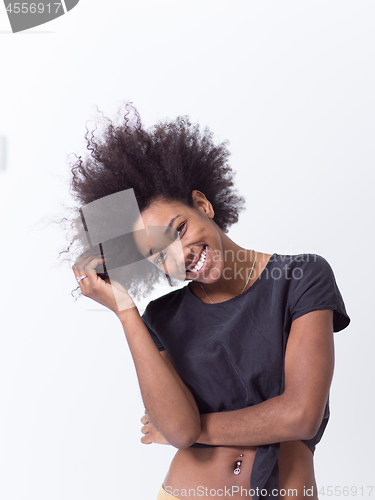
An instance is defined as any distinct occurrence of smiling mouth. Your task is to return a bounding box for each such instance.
[187,245,207,274]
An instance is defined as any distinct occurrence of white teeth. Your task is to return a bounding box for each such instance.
[190,247,206,273]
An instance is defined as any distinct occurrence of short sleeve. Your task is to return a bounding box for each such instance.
[141,301,166,351]
[289,254,350,332]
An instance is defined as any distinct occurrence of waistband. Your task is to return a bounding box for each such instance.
[157,485,180,500]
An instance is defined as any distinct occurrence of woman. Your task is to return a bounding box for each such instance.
[70,105,350,499]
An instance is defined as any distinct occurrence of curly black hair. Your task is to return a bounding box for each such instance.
[66,103,246,299]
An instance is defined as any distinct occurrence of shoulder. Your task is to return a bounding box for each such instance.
[278,253,337,290]
[273,253,350,332]
[261,253,334,289]
[272,252,337,294]
[141,284,189,326]
[146,284,188,309]
[272,252,332,273]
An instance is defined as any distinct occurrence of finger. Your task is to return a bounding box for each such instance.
[141,425,149,435]
[72,255,101,279]
[73,252,100,271]
[81,257,105,287]
[84,256,104,274]
[72,258,91,287]
[79,256,103,281]
[73,255,104,287]
[141,435,151,445]
[140,415,149,424]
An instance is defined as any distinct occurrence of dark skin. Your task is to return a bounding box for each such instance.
[132,192,260,298]
[73,190,334,498]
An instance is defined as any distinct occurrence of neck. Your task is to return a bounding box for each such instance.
[200,233,258,298]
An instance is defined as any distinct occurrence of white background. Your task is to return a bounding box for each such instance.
[0,1,374,499]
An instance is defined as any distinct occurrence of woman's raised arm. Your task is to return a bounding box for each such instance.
[119,307,201,449]
[73,255,201,449]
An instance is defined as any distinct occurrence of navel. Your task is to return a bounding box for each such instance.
[233,453,244,475]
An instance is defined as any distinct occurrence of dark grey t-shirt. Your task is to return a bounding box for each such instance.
[141,253,350,498]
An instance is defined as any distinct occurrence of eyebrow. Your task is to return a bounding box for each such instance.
[145,215,181,258]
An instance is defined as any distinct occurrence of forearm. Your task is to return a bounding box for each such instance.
[198,310,334,448]
[118,307,200,448]
[198,394,318,447]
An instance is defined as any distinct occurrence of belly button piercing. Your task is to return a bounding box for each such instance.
[233,454,244,475]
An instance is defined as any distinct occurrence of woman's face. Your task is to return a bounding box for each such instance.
[133,193,225,283]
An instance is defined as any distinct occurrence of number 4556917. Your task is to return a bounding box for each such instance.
[319,486,374,496]
[6,3,62,14]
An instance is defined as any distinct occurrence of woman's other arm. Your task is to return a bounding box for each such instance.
[197,309,335,446]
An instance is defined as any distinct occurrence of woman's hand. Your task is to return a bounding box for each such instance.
[140,412,171,445]
[72,254,136,316]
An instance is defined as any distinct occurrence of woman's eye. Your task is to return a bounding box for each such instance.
[153,223,185,265]
[177,222,186,235]
[155,252,165,265]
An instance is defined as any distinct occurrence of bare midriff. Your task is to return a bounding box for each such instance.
[163,441,317,499]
